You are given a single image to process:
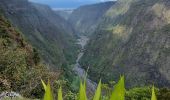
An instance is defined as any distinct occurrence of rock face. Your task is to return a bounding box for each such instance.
[0,0,78,68]
[68,1,115,36]
[80,0,170,88]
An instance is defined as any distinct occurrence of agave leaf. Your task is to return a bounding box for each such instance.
[44,81,53,100]
[58,86,63,100]
[93,80,102,100]
[84,66,89,81]
[110,76,125,100]
[79,81,87,100]
[151,86,157,100]
[41,79,47,91]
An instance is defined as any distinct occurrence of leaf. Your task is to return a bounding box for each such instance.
[84,66,89,81]
[93,80,102,100]
[110,76,125,100]
[44,81,53,100]
[58,86,63,100]
[79,81,87,100]
[151,86,157,100]
[41,79,47,91]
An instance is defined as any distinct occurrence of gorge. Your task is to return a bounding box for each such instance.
[73,35,97,94]
[0,0,170,99]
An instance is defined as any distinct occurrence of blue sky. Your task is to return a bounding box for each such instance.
[29,0,116,9]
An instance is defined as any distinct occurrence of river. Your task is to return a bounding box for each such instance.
[73,35,97,94]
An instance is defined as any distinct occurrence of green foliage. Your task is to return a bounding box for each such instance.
[70,76,81,92]
[158,88,170,100]
[41,76,126,100]
[41,80,47,91]
[110,76,125,100]
[0,14,55,99]
[78,81,87,100]
[151,86,157,100]
[65,91,78,100]
[41,77,170,100]
[43,81,53,100]
[93,80,102,100]
[33,48,41,65]
[126,87,152,100]
[58,87,63,100]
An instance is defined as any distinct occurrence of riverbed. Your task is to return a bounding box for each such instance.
[73,35,97,93]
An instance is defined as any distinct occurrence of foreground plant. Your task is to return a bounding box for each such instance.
[42,80,53,100]
[110,76,125,100]
[58,86,63,100]
[93,80,102,100]
[41,79,63,100]
[151,86,157,100]
[41,76,158,100]
[79,81,87,100]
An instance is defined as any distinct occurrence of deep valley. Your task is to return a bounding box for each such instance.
[0,0,170,100]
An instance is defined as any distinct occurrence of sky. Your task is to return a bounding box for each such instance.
[29,0,116,9]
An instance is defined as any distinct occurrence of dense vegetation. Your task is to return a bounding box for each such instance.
[31,77,170,100]
[80,0,170,87]
[0,14,59,98]
[0,0,79,69]
[0,1,80,96]
[0,0,170,100]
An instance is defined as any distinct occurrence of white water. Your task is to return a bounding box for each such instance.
[73,35,97,93]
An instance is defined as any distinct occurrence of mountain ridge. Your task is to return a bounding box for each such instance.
[0,13,57,98]
[68,1,116,36]
[80,0,170,88]
[0,0,79,69]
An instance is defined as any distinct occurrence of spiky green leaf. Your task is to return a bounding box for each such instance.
[58,86,63,100]
[44,81,53,100]
[110,76,125,100]
[41,79,47,91]
[93,80,102,100]
[79,81,87,100]
[151,86,157,100]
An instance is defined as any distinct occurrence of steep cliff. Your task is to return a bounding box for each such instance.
[68,1,115,36]
[0,0,78,69]
[81,0,170,88]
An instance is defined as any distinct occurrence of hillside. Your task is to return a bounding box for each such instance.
[80,0,170,88]
[0,13,56,98]
[0,0,78,69]
[32,3,75,37]
[68,1,115,36]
